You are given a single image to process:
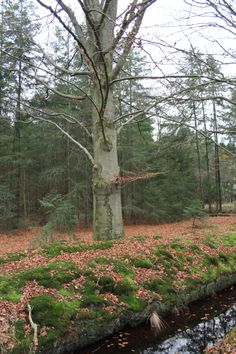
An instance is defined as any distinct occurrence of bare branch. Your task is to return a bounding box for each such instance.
[29,36,90,77]
[27,304,38,352]
[110,0,157,81]
[30,114,95,165]
[5,94,92,139]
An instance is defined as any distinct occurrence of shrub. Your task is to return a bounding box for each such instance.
[39,193,78,234]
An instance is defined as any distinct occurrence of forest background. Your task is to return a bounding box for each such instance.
[0,0,235,237]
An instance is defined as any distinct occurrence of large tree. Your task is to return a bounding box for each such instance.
[31,0,156,240]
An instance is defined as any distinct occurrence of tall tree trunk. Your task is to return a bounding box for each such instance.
[202,101,212,212]
[193,103,203,202]
[212,98,222,212]
[92,86,123,240]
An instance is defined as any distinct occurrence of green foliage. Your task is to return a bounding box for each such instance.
[154,248,174,260]
[112,260,134,276]
[39,193,78,234]
[133,235,146,243]
[183,199,206,225]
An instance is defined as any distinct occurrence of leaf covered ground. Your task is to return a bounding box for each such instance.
[0,216,235,353]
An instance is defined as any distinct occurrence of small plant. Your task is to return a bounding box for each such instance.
[183,199,206,228]
[39,193,78,235]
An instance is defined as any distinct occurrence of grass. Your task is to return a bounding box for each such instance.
[0,251,27,264]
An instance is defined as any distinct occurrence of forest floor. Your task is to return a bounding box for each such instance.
[0,215,236,353]
[0,215,235,256]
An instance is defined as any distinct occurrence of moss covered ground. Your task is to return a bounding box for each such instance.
[0,217,235,353]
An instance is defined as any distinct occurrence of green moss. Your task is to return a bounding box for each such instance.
[17,261,81,289]
[12,321,33,354]
[189,244,203,254]
[218,253,229,263]
[113,277,137,295]
[144,278,177,302]
[81,294,106,308]
[203,235,220,249]
[153,235,161,240]
[12,337,33,354]
[58,288,73,297]
[220,232,236,247]
[42,241,113,257]
[30,294,79,331]
[129,257,154,268]
[133,235,146,243]
[0,277,21,302]
[154,247,174,260]
[112,260,134,276]
[82,278,98,294]
[204,255,220,266]
[94,257,111,265]
[98,276,115,293]
[0,252,26,264]
[170,243,188,252]
[119,294,146,312]
[200,267,218,283]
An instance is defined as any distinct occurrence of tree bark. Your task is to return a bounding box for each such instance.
[92,86,124,240]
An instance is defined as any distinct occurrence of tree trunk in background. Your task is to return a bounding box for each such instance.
[202,101,212,212]
[212,98,222,212]
[13,65,22,221]
[193,103,203,202]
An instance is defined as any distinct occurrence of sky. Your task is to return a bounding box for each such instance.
[35,0,235,79]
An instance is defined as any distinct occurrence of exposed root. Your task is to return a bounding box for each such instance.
[149,311,167,334]
[27,304,38,353]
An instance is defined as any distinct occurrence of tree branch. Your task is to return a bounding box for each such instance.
[27,304,38,353]
[29,114,95,165]
[110,0,157,81]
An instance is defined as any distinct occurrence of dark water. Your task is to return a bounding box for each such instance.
[77,285,236,354]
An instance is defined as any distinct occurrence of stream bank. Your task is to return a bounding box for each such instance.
[0,222,235,353]
[46,273,236,354]
[79,284,236,354]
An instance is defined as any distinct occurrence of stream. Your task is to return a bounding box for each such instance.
[78,285,236,354]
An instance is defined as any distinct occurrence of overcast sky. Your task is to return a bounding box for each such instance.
[35,0,235,77]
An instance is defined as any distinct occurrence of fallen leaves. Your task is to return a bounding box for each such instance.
[0,216,235,351]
